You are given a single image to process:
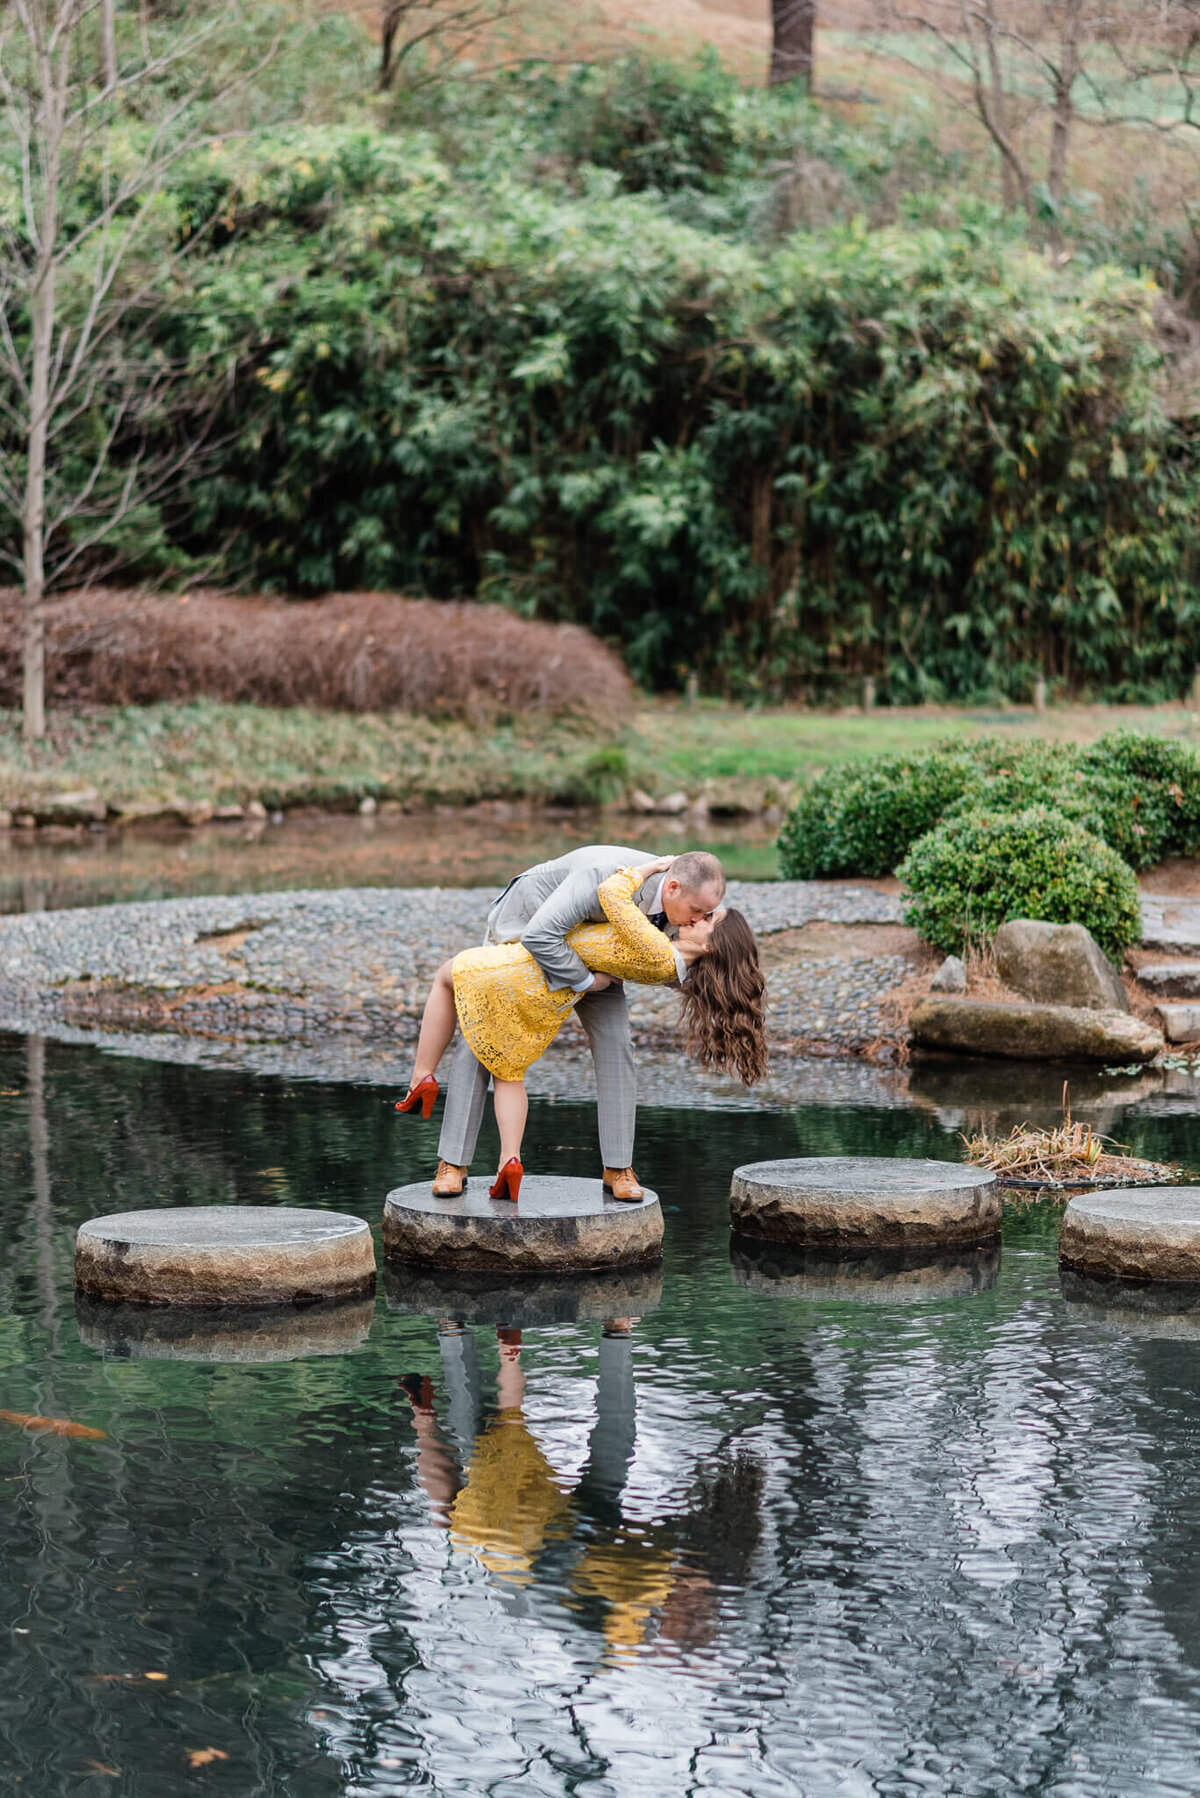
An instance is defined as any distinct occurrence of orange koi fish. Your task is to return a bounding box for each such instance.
[0,1409,106,1440]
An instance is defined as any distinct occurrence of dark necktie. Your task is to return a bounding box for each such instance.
[649,911,667,933]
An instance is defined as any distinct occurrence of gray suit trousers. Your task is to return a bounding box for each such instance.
[436,979,637,1169]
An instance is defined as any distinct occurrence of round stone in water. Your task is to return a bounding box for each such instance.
[729,1156,1000,1249]
[1059,1186,1200,1284]
[74,1205,376,1307]
[382,1176,662,1273]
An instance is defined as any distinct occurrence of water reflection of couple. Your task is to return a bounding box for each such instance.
[400,1323,764,1658]
[396,846,768,1203]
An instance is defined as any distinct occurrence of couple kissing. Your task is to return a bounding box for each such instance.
[396,845,768,1206]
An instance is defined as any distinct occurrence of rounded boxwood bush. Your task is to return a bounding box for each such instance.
[1077,730,1200,870]
[898,807,1142,962]
[777,749,978,878]
[947,740,1104,834]
[778,732,1200,880]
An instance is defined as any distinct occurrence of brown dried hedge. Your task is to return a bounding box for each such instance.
[0,589,632,719]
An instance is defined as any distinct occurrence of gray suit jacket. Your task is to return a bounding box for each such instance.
[488,844,663,992]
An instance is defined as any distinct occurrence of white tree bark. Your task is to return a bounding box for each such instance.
[100,0,117,89]
[0,0,282,739]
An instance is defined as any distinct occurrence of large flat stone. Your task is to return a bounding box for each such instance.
[909,997,1162,1062]
[1059,1187,1200,1283]
[729,1156,1000,1249]
[731,1239,1000,1303]
[1137,962,1200,1000]
[382,1177,662,1273]
[993,919,1127,1012]
[74,1206,376,1306]
[384,1261,662,1325]
[1155,1002,1200,1043]
[1140,894,1200,952]
[75,1293,374,1360]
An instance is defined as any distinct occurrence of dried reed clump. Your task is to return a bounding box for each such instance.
[0,589,633,721]
[963,1086,1176,1187]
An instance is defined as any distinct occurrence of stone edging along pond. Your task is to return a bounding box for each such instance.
[0,881,1190,1073]
[0,879,912,1062]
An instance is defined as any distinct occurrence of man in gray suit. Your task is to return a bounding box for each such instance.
[432,846,726,1201]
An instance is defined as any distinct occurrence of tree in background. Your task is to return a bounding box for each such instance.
[0,0,277,740]
[376,0,513,91]
[873,0,1200,235]
[771,0,817,89]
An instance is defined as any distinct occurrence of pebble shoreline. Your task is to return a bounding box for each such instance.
[0,879,909,1062]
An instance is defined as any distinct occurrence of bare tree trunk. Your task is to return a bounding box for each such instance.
[964,0,1035,217]
[100,0,117,89]
[1048,0,1083,219]
[379,0,400,89]
[23,256,55,744]
[770,0,816,89]
[981,5,1019,209]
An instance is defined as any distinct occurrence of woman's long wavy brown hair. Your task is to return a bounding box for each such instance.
[679,908,768,1085]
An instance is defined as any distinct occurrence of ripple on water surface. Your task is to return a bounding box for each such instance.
[5,1035,1200,1795]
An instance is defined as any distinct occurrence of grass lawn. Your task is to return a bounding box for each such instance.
[1,698,1196,823]
[631,699,1200,790]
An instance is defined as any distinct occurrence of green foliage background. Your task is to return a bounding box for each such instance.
[3,46,1199,700]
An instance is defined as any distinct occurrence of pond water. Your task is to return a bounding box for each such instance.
[0,808,781,914]
[7,1035,1200,1795]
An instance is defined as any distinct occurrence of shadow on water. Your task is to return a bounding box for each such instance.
[7,1031,1200,1792]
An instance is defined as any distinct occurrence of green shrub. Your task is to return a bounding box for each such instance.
[8,109,1197,701]
[778,731,1200,877]
[898,807,1142,961]
[532,53,754,196]
[777,748,978,877]
[948,739,1102,831]
[1077,730,1200,869]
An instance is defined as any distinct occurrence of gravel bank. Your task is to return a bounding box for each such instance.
[0,878,909,1060]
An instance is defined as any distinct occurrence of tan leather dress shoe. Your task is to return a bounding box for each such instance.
[432,1160,467,1197]
[603,1166,644,1202]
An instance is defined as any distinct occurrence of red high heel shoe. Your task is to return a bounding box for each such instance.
[395,1076,438,1120]
[489,1158,523,1203]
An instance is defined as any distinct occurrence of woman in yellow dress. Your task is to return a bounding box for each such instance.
[398,858,767,1202]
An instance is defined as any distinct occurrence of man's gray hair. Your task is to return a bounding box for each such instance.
[671,850,726,898]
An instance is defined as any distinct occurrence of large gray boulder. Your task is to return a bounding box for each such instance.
[909,996,1162,1062]
[994,919,1128,1012]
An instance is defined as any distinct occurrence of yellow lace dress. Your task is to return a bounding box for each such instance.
[452,866,678,1082]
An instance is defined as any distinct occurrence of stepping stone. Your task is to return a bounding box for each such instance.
[730,1156,1000,1249]
[76,1294,374,1361]
[74,1206,376,1306]
[1060,1269,1200,1340]
[1137,962,1200,1000]
[1141,895,1200,953]
[1155,1002,1200,1044]
[384,1261,662,1326]
[731,1240,1000,1303]
[1059,1187,1200,1283]
[382,1177,662,1273]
